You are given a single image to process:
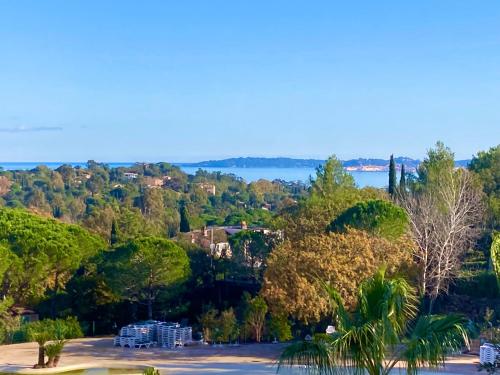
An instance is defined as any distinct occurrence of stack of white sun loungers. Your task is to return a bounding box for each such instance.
[480,343,500,365]
[157,323,178,348]
[114,322,158,348]
[114,321,192,349]
[156,323,192,348]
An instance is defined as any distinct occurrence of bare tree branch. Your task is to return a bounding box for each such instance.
[398,169,484,306]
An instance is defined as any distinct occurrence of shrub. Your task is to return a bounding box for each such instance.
[199,307,218,343]
[268,314,292,342]
[219,308,238,343]
[59,316,84,339]
[143,368,160,375]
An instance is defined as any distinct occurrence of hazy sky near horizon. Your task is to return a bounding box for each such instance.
[0,1,499,162]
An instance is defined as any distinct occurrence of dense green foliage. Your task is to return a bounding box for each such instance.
[416,141,456,187]
[268,313,292,342]
[328,199,408,240]
[101,237,190,319]
[470,145,500,230]
[0,208,104,304]
[0,162,306,241]
[282,156,386,241]
[492,234,500,288]
[228,230,278,283]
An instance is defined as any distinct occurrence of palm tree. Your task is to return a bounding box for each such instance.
[27,320,54,368]
[278,269,469,375]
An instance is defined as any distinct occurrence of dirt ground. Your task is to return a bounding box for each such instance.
[0,337,481,374]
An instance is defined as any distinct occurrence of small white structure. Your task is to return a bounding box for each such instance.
[197,183,216,195]
[325,325,336,335]
[124,172,138,180]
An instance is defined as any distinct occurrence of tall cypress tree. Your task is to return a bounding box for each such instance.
[110,220,119,245]
[399,164,406,193]
[388,154,397,197]
[179,203,191,233]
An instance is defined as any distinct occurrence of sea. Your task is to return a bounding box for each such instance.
[0,162,391,188]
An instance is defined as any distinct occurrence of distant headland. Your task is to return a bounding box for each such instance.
[176,157,470,172]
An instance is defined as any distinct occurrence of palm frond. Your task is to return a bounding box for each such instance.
[282,270,460,375]
[317,277,352,331]
[404,314,469,375]
[277,339,342,375]
[357,268,417,348]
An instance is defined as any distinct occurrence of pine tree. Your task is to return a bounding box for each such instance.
[110,220,119,245]
[388,154,397,197]
[179,203,190,233]
[399,164,406,193]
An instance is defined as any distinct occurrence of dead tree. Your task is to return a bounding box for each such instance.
[399,169,484,312]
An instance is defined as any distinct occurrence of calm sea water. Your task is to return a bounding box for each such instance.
[180,166,390,188]
[0,163,390,188]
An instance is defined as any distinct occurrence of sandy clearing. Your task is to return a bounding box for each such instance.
[0,338,480,374]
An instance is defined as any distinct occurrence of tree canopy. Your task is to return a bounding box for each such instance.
[469,145,500,230]
[0,208,104,304]
[262,229,413,323]
[101,237,190,319]
[328,199,409,240]
[282,156,385,241]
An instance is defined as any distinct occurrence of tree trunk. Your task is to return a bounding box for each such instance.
[255,325,261,342]
[50,272,60,318]
[131,302,137,321]
[428,297,436,315]
[147,297,153,320]
[46,357,54,368]
[34,345,45,368]
[54,355,61,367]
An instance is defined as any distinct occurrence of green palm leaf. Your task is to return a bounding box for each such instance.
[404,314,469,375]
[278,339,341,375]
[278,268,469,375]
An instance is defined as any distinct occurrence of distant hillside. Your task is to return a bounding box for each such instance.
[177,157,325,168]
[177,157,421,169]
[177,157,470,172]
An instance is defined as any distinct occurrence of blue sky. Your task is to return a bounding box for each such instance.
[0,1,499,162]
